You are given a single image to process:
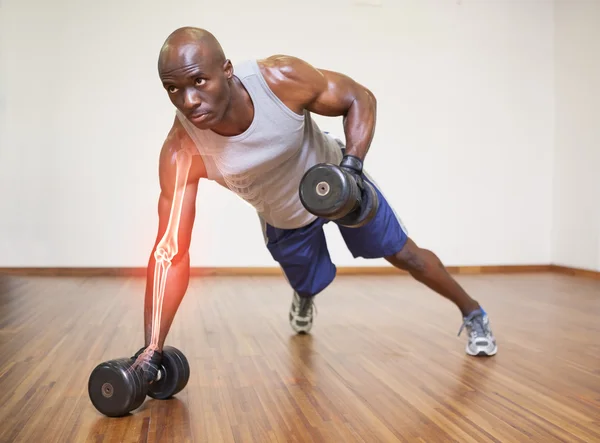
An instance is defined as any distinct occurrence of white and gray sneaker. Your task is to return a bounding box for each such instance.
[458,308,498,356]
[289,291,315,334]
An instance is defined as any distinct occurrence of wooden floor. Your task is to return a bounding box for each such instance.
[0,272,599,442]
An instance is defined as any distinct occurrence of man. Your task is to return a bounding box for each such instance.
[137,26,497,371]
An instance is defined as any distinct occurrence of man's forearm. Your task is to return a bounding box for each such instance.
[342,87,377,161]
[144,247,190,350]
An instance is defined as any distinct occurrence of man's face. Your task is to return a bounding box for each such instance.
[159,44,233,129]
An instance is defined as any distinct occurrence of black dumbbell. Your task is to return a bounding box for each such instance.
[299,163,379,228]
[88,346,190,417]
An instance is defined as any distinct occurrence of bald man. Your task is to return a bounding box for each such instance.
[138,27,497,370]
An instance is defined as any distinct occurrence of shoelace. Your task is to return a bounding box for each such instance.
[457,311,486,337]
[296,296,317,319]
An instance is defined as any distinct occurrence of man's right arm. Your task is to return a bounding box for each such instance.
[143,117,206,351]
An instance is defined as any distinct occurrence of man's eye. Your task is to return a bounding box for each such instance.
[168,86,178,93]
[195,78,206,86]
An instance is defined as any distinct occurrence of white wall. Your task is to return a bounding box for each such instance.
[0,0,555,268]
[552,0,600,272]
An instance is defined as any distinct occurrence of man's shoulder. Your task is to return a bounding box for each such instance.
[164,115,195,149]
[257,54,299,68]
[232,55,302,84]
[159,117,206,182]
[254,55,325,111]
[256,55,316,84]
[160,117,200,165]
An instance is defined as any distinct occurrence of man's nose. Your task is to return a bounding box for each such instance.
[183,89,201,110]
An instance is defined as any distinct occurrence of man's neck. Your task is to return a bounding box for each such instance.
[210,77,254,137]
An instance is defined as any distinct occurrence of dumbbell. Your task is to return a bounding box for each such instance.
[87,346,190,417]
[299,162,379,228]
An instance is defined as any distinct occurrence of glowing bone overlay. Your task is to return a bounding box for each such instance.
[130,146,194,377]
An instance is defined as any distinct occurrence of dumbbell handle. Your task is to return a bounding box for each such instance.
[340,154,363,175]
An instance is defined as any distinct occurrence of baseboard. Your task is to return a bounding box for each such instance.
[549,265,600,280]
[0,264,569,278]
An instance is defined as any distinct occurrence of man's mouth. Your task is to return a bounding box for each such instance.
[189,109,209,122]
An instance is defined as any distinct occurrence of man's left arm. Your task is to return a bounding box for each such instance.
[260,55,377,163]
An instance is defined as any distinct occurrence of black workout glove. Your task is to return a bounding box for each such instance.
[339,154,364,190]
[131,346,163,383]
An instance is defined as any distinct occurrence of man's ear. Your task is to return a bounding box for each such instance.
[223,59,233,79]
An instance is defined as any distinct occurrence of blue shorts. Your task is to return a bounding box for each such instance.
[262,174,409,298]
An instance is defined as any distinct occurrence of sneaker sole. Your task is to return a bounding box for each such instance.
[467,344,498,356]
[290,323,312,334]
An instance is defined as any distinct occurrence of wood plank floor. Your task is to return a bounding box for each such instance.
[0,272,599,442]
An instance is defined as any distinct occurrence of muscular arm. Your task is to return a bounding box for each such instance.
[143,117,206,351]
[259,55,377,161]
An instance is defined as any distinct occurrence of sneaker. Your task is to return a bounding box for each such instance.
[130,346,163,382]
[458,308,497,356]
[289,291,315,334]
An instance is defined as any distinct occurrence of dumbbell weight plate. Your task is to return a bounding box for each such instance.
[129,361,148,411]
[164,346,190,396]
[299,163,360,219]
[147,346,189,400]
[335,180,380,228]
[88,358,147,417]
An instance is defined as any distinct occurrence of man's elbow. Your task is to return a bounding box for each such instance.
[169,248,190,267]
[150,238,191,267]
[363,87,377,109]
[350,83,376,113]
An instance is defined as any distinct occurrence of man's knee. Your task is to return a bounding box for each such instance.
[386,238,427,273]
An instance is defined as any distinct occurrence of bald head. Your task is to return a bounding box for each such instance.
[158,27,226,72]
[157,27,235,130]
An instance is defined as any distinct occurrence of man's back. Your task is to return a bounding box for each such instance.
[175,59,343,230]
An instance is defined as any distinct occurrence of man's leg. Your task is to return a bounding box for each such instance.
[337,172,497,356]
[384,238,480,316]
[259,215,335,333]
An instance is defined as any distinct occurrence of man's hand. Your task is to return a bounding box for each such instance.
[339,154,365,190]
[259,55,377,162]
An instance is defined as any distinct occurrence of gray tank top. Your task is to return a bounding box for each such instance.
[176,59,343,229]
